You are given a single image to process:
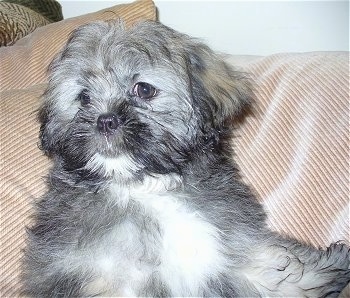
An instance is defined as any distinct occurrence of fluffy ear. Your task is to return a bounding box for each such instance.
[186,43,253,130]
[37,99,56,156]
[36,28,80,157]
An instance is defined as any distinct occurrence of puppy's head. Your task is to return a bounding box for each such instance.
[40,20,252,185]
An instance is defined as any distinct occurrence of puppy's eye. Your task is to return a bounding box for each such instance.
[133,82,157,100]
[77,89,91,106]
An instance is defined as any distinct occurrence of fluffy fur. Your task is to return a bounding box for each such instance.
[22,20,349,297]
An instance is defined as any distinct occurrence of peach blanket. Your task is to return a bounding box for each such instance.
[230,53,349,247]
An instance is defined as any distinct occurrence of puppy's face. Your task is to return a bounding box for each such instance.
[40,21,251,184]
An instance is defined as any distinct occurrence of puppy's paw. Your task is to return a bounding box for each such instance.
[315,242,350,297]
[323,242,350,270]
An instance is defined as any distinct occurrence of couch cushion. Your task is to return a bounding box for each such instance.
[228,52,349,248]
[0,0,156,295]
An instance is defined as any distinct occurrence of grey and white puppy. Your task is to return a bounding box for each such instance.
[22,20,349,297]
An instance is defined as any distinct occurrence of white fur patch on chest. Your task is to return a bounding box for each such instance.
[130,175,224,295]
[84,153,143,180]
[63,174,224,296]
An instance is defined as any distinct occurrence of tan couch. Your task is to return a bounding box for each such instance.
[1,0,348,296]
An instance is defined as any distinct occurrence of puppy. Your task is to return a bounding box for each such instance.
[22,20,349,297]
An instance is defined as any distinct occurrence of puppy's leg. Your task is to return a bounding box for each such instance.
[242,234,350,297]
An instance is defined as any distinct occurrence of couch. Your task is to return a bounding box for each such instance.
[1,0,348,296]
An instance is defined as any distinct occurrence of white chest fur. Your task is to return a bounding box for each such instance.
[91,174,225,296]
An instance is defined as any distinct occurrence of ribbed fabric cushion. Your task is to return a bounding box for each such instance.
[0,0,156,295]
[229,52,349,248]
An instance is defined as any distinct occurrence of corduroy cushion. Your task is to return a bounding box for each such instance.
[0,0,156,295]
[230,53,349,248]
[231,53,349,297]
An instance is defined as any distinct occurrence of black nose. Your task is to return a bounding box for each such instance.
[97,113,120,135]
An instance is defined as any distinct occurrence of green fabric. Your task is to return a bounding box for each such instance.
[0,0,62,46]
[4,0,63,22]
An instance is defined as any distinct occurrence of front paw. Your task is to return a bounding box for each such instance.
[324,242,350,270]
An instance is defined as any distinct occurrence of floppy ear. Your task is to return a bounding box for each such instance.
[37,54,61,156]
[36,31,78,157]
[186,43,253,130]
[37,99,56,156]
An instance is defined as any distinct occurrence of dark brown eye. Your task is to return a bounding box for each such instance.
[77,89,91,106]
[133,82,157,100]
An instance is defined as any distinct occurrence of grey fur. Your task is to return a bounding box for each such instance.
[22,20,349,297]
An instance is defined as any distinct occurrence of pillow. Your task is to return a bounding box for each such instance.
[228,52,349,248]
[0,0,156,295]
[230,53,349,298]
[0,0,63,46]
[4,0,63,22]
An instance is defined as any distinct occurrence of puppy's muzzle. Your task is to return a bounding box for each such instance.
[97,113,120,135]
